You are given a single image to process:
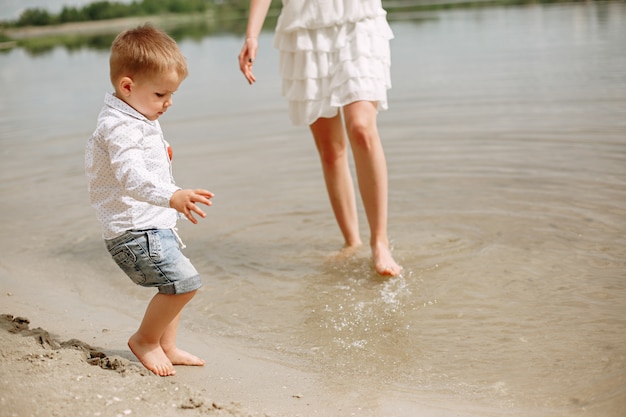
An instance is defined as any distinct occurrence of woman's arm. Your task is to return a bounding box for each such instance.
[238,0,273,84]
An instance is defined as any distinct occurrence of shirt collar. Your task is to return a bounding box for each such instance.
[104,92,153,124]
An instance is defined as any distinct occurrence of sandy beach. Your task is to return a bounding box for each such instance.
[0,313,247,417]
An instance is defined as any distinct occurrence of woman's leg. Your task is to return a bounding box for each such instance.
[310,113,362,248]
[343,101,402,276]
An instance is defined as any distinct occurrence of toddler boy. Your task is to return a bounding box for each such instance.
[85,25,212,377]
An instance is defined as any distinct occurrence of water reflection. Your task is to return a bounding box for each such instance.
[7,0,624,56]
[8,19,251,55]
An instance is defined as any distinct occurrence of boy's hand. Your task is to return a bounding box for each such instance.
[170,189,214,224]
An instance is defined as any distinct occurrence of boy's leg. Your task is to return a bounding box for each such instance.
[129,290,196,376]
[310,113,362,248]
[343,101,402,276]
[160,309,205,366]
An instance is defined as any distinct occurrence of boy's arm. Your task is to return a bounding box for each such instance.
[107,125,180,208]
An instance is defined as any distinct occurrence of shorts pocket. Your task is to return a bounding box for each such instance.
[108,241,147,285]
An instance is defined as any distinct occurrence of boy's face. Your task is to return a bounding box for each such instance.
[120,69,182,121]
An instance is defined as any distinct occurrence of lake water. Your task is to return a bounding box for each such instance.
[1,2,625,416]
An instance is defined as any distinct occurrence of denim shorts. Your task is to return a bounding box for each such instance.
[105,229,202,295]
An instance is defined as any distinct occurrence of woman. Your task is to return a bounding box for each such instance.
[238,0,402,276]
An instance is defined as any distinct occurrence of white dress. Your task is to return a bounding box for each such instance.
[273,0,393,126]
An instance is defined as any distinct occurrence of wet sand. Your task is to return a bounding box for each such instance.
[0,307,473,417]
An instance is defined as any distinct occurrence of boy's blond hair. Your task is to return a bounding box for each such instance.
[110,24,188,84]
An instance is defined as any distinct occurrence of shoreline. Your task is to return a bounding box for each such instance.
[0,271,481,417]
[2,13,216,40]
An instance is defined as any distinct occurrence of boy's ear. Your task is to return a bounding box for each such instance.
[118,76,133,97]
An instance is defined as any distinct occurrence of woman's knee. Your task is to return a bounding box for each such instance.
[347,120,377,152]
[311,117,348,165]
[344,102,379,151]
[317,141,348,167]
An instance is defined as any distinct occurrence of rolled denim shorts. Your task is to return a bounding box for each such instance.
[105,229,202,295]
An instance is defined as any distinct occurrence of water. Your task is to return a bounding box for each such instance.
[1,2,625,416]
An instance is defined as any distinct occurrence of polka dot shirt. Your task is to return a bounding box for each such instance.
[85,93,181,239]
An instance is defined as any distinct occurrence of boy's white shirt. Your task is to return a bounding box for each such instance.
[85,93,181,240]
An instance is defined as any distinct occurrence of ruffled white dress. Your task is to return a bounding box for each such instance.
[273,0,393,126]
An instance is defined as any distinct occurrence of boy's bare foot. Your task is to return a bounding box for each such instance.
[164,347,206,366]
[372,242,402,276]
[128,333,175,377]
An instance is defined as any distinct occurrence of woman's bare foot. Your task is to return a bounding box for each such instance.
[372,242,402,276]
[328,243,362,263]
[163,347,206,366]
[128,333,175,377]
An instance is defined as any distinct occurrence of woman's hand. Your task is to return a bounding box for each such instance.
[238,37,258,85]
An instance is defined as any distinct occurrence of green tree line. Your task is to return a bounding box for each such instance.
[7,0,282,27]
